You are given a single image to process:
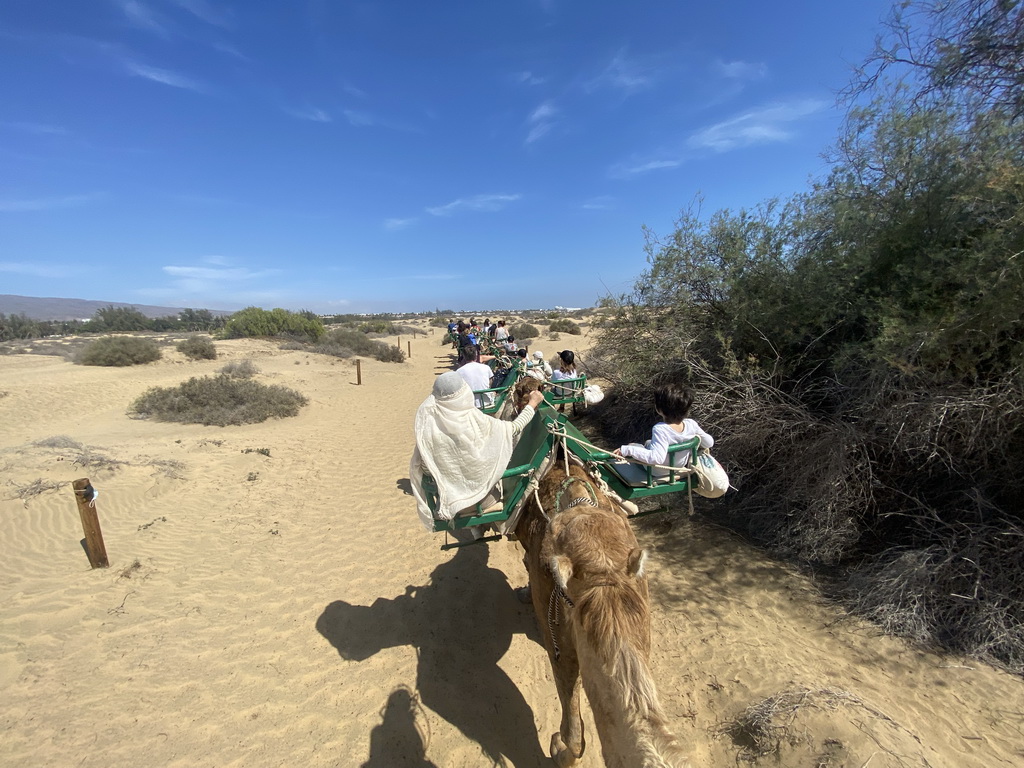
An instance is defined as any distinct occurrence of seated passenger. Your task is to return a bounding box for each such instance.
[457,345,496,408]
[410,371,544,533]
[526,349,552,381]
[613,383,714,478]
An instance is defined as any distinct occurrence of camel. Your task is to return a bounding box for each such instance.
[514,457,690,768]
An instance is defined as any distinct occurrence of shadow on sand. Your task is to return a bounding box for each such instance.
[317,546,546,767]
[360,686,440,768]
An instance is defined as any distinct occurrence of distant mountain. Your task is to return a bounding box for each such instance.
[0,295,233,322]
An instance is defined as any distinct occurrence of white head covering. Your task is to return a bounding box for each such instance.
[533,350,544,359]
[409,371,515,531]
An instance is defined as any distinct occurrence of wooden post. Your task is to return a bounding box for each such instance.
[72,478,109,568]
[396,335,401,349]
[356,359,362,385]
[407,340,411,357]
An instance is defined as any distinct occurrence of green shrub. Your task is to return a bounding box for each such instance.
[223,307,324,342]
[130,375,307,426]
[509,323,540,341]
[177,336,218,360]
[312,328,405,363]
[358,320,397,335]
[77,336,162,367]
[375,344,406,363]
[548,318,582,335]
[219,359,259,378]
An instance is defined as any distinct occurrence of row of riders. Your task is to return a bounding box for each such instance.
[410,321,721,766]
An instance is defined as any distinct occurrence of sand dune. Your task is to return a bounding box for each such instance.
[2,326,1021,767]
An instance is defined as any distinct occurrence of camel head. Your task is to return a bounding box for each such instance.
[540,467,651,635]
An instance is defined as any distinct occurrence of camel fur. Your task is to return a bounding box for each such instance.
[514,459,689,767]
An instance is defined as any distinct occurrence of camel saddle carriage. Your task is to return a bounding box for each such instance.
[422,402,701,549]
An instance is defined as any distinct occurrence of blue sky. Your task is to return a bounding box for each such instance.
[1,0,893,314]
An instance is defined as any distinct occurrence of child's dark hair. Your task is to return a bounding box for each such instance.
[653,383,694,422]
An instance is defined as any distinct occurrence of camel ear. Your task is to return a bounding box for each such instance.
[549,555,572,591]
[626,548,647,578]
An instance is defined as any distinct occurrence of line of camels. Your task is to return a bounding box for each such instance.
[511,379,690,767]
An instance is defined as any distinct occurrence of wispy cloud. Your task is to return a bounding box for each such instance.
[713,59,767,82]
[286,106,332,122]
[426,194,522,217]
[125,60,205,91]
[0,121,69,136]
[526,100,557,144]
[580,195,614,210]
[586,50,653,94]
[408,274,462,281]
[0,261,84,278]
[343,109,415,131]
[608,159,681,179]
[384,217,417,230]
[513,70,546,86]
[163,265,280,282]
[118,1,172,37]
[687,99,825,152]
[153,263,283,298]
[0,193,100,212]
[170,0,234,29]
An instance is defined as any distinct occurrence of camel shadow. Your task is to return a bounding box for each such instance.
[395,478,413,496]
[317,546,547,767]
[361,686,440,768]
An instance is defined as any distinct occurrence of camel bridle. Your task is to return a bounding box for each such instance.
[544,475,600,661]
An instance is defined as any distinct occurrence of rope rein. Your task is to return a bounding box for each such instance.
[544,420,697,476]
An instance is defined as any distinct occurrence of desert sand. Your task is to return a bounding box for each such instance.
[1,324,1022,768]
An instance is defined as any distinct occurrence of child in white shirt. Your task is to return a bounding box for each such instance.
[614,383,713,477]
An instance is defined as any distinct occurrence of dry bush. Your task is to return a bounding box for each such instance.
[7,478,66,503]
[844,520,1024,673]
[311,328,405,362]
[509,323,539,341]
[177,335,217,360]
[77,336,161,366]
[130,375,308,426]
[548,318,582,335]
[718,687,921,765]
[220,359,259,378]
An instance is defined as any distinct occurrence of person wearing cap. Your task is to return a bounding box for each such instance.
[525,349,552,381]
[410,371,544,534]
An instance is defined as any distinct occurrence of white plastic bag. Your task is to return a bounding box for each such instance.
[583,384,604,405]
[692,450,729,498]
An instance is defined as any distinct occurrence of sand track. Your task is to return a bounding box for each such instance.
[1,328,1022,767]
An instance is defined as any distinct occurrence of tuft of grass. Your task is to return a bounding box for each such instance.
[129,375,308,426]
[77,336,162,366]
[177,335,217,360]
[219,359,259,378]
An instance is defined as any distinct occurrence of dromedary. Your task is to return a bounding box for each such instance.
[514,458,690,768]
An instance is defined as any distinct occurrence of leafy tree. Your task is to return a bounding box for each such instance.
[222,307,324,342]
[853,0,1024,121]
[85,306,151,333]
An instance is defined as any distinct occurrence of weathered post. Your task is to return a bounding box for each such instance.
[356,359,362,385]
[72,478,109,568]
[407,340,411,357]
[396,335,401,349]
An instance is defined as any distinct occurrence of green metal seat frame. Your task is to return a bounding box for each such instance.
[544,374,588,408]
[424,405,557,545]
[548,412,700,501]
